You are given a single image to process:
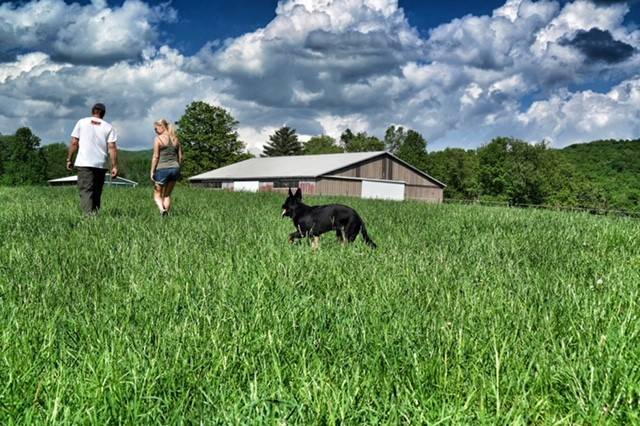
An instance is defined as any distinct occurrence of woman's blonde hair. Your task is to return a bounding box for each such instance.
[154,119,177,142]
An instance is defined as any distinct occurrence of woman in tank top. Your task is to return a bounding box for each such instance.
[150,119,183,216]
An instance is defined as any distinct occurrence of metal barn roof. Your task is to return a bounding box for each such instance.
[189,151,390,180]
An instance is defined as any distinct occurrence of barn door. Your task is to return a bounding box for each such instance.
[233,181,260,192]
[361,180,405,201]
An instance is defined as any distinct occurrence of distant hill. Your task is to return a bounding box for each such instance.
[119,149,152,185]
[424,137,640,213]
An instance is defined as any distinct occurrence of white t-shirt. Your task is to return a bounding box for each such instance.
[71,117,118,169]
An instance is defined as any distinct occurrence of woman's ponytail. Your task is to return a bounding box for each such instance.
[155,118,177,143]
[166,121,178,143]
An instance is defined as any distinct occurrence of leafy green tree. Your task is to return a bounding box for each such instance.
[506,142,546,205]
[384,125,406,154]
[340,129,384,152]
[303,135,343,155]
[425,148,480,199]
[340,129,355,147]
[0,135,4,178]
[234,152,255,162]
[477,137,510,197]
[477,137,549,205]
[262,126,303,157]
[41,143,72,181]
[176,101,249,177]
[546,173,609,211]
[395,130,429,171]
[0,127,46,185]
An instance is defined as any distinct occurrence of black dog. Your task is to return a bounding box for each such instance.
[281,188,377,250]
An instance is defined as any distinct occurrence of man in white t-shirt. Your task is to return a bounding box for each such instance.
[66,103,119,214]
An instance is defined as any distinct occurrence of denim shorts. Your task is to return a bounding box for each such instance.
[154,167,181,185]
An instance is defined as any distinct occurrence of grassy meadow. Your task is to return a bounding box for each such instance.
[1,186,639,424]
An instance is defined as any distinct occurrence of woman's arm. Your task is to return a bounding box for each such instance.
[150,138,160,181]
[177,138,184,166]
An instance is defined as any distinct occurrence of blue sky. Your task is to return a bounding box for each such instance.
[1,0,640,152]
[165,1,512,54]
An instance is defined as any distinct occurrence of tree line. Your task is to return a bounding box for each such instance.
[1,101,637,213]
[260,123,637,213]
[0,128,156,185]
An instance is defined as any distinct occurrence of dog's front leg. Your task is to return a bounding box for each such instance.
[288,230,302,244]
[311,236,320,252]
[340,227,348,246]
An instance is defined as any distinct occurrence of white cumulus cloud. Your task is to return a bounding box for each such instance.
[0,0,175,65]
[516,78,640,143]
[0,0,639,152]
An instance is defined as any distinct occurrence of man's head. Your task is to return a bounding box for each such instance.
[91,103,106,118]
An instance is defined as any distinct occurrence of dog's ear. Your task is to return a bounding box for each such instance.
[294,188,302,199]
[288,188,293,197]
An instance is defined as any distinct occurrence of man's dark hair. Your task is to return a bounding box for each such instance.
[92,103,106,118]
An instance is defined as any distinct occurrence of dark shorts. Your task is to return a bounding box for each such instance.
[154,167,181,185]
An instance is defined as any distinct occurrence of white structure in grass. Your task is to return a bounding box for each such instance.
[48,175,138,187]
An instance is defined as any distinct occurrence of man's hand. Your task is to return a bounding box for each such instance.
[108,142,118,179]
[67,137,79,171]
[150,172,155,182]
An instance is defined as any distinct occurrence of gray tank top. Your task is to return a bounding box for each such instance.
[157,135,180,169]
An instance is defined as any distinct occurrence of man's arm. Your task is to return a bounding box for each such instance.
[108,142,118,178]
[67,137,79,171]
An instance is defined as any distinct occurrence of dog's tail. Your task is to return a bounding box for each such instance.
[360,222,377,249]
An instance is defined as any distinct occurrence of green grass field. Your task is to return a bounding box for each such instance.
[1,186,639,424]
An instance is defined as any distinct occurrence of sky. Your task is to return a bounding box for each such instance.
[1,0,640,153]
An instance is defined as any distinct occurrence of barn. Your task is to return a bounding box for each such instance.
[189,151,445,202]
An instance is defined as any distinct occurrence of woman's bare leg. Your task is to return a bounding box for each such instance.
[162,180,177,212]
[154,184,165,212]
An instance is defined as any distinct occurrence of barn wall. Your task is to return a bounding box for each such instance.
[333,156,440,188]
[299,181,317,195]
[360,158,385,179]
[268,188,290,194]
[390,159,438,187]
[259,182,274,192]
[316,178,362,197]
[405,185,443,202]
[190,181,225,189]
[193,177,443,203]
[258,181,316,194]
[335,168,357,177]
[193,180,315,194]
[334,157,385,179]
